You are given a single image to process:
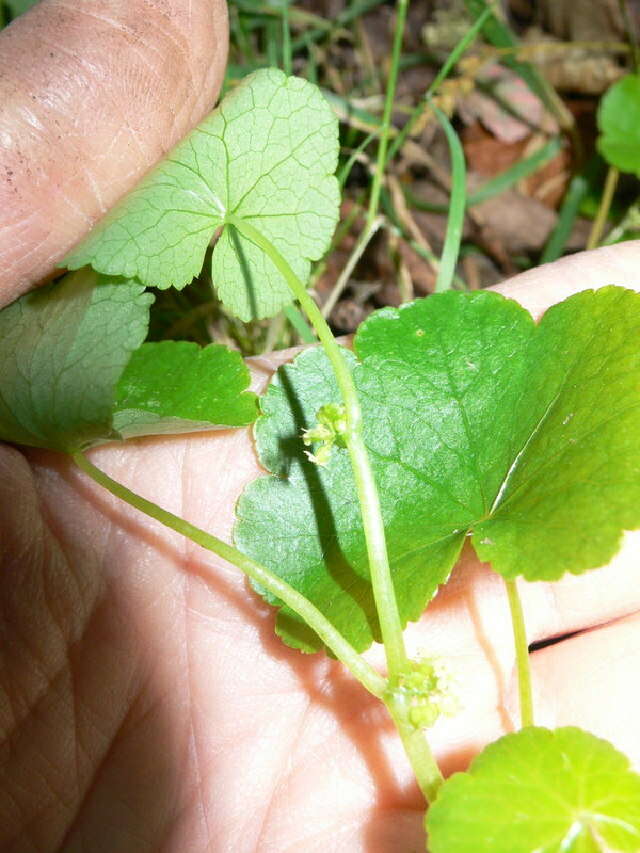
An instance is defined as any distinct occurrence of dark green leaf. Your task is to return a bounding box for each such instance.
[113,341,257,438]
[427,727,640,853]
[236,287,640,652]
[5,0,38,19]
[597,74,640,176]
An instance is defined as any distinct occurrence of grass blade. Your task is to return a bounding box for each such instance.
[338,132,376,188]
[405,137,562,216]
[468,137,562,205]
[540,173,589,263]
[430,104,466,292]
[291,0,387,52]
[284,304,316,343]
[463,0,573,131]
[386,6,491,164]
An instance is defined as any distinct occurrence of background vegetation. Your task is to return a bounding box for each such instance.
[4,0,640,354]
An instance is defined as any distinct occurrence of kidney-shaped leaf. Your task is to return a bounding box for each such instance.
[235,287,640,652]
[113,341,257,439]
[0,269,152,452]
[426,727,640,853]
[597,74,640,176]
[0,271,257,452]
[63,69,340,321]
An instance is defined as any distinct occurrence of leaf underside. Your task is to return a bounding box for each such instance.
[0,272,257,452]
[426,726,640,853]
[235,287,640,653]
[63,68,340,321]
[0,270,152,452]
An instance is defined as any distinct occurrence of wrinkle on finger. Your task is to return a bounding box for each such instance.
[0,0,228,306]
[529,611,640,766]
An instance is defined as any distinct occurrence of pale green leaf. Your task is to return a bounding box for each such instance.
[113,341,257,438]
[236,287,640,652]
[0,270,152,452]
[427,727,640,853]
[63,68,340,321]
[0,272,258,452]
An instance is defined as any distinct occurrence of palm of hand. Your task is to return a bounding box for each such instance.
[1,2,635,850]
[0,421,427,853]
[3,292,640,852]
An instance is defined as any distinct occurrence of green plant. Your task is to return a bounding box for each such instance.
[2,65,640,852]
[0,0,38,27]
[583,72,640,251]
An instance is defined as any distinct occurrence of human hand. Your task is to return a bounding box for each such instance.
[2,4,640,852]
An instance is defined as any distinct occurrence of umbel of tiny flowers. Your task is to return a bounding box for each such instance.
[396,657,460,729]
[302,402,349,466]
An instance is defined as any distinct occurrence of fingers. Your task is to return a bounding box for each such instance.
[494,240,640,316]
[389,545,640,767]
[421,534,640,655]
[0,0,228,307]
[420,598,640,776]
[531,612,640,761]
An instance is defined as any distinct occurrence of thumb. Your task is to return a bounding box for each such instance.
[0,0,228,308]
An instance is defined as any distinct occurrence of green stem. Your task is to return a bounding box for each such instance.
[505,578,534,728]
[386,5,491,166]
[366,0,409,230]
[72,451,386,700]
[587,165,619,251]
[321,216,383,318]
[386,693,445,802]
[226,216,446,803]
[227,214,409,679]
[281,0,292,75]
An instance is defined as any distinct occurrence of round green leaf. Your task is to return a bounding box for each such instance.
[235,287,640,652]
[113,341,257,438]
[427,727,640,853]
[597,74,640,176]
[64,69,340,321]
[0,270,152,452]
[0,273,257,452]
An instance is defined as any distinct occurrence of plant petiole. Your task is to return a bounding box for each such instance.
[504,578,534,728]
[385,691,445,802]
[72,451,387,700]
[226,214,409,678]
[225,214,445,803]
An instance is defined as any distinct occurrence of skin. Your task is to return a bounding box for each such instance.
[1,2,640,851]
[0,0,228,304]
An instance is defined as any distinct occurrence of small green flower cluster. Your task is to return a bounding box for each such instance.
[398,657,459,729]
[302,402,348,466]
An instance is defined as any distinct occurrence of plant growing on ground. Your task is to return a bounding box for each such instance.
[2,64,640,852]
[583,71,640,251]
